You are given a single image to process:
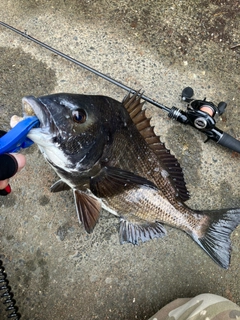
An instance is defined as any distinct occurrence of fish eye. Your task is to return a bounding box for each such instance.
[72,109,87,123]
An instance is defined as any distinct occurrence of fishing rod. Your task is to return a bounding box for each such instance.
[1,21,240,153]
[0,22,169,112]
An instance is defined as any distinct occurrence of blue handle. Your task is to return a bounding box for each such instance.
[0,116,40,154]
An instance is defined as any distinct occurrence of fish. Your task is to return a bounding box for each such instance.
[18,92,240,269]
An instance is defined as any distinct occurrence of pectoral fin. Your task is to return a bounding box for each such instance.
[90,166,157,197]
[74,190,101,233]
[119,217,167,245]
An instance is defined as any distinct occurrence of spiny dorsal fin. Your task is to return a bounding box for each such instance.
[122,92,190,202]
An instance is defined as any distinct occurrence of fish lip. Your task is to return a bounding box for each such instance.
[22,96,48,124]
[22,96,57,135]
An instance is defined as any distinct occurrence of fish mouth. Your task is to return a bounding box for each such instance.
[22,96,50,127]
[22,96,58,136]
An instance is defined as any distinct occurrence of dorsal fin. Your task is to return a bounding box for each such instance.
[122,92,190,202]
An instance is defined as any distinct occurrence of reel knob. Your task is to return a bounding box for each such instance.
[217,102,227,115]
[181,87,194,101]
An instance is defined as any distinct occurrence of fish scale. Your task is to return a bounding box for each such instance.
[102,182,202,232]
[106,124,178,202]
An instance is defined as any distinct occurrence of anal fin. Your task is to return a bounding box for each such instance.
[74,190,101,233]
[119,217,167,245]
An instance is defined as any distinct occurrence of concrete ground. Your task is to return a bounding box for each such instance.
[0,0,240,319]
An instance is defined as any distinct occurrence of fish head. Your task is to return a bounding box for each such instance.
[23,93,123,171]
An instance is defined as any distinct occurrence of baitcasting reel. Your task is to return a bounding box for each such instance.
[168,87,240,152]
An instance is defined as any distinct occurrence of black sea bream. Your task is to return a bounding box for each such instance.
[18,92,240,268]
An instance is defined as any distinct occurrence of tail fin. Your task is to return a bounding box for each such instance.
[190,209,240,269]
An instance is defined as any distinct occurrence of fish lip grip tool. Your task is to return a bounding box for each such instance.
[0,116,40,154]
[0,116,39,195]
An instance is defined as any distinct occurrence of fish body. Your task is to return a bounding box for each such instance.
[21,92,240,268]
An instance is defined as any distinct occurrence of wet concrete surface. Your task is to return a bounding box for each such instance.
[0,0,240,319]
